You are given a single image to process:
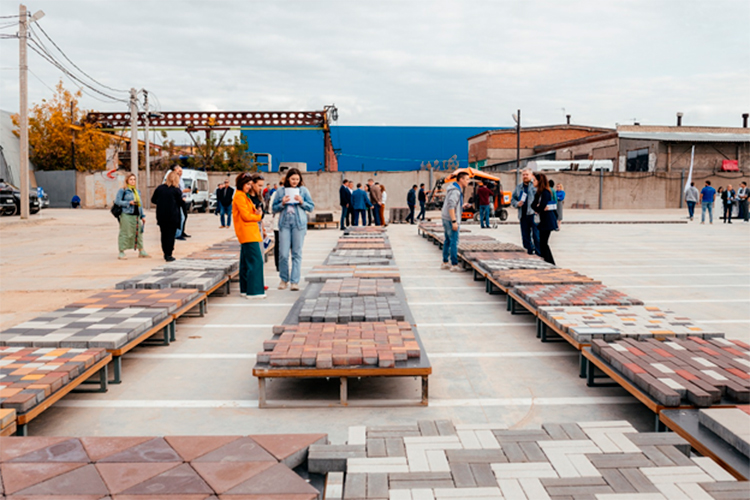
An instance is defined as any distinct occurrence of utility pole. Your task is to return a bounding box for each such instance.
[143,90,150,208]
[514,109,521,187]
[70,101,75,171]
[129,88,138,177]
[19,4,29,219]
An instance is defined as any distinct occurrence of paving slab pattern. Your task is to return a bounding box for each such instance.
[0,307,167,349]
[514,284,644,308]
[490,268,599,287]
[462,251,544,262]
[306,266,402,283]
[320,279,397,297]
[311,420,743,500]
[698,406,750,458]
[298,296,406,323]
[157,258,239,275]
[591,337,750,407]
[0,347,108,413]
[0,434,324,498]
[116,270,225,291]
[477,258,557,271]
[64,288,202,314]
[541,305,725,342]
[258,321,421,368]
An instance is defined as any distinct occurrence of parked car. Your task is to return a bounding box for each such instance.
[208,192,217,213]
[0,181,41,216]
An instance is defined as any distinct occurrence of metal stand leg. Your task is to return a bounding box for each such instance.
[507,296,512,312]
[536,318,542,339]
[111,356,122,384]
[74,364,109,393]
[579,352,587,378]
[15,423,27,436]
[340,377,348,406]
[170,321,176,342]
[258,378,267,408]
[422,376,429,405]
[200,299,206,317]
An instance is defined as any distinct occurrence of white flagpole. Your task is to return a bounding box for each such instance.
[684,145,695,192]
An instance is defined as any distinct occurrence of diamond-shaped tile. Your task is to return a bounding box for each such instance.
[79,436,153,462]
[224,462,319,496]
[0,436,69,462]
[165,435,242,462]
[8,438,89,463]
[119,463,212,495]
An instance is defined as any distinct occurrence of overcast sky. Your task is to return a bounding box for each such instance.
[1,0,749,130]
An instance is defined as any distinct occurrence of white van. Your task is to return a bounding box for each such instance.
[164,168,210,212]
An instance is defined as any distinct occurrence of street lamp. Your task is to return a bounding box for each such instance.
[512,110,521,186]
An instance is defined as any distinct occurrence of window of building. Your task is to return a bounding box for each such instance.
[626,148,649,172]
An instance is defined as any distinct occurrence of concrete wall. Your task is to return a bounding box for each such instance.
[35,171,77,208]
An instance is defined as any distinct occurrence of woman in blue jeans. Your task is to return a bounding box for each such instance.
[272,168,315,291]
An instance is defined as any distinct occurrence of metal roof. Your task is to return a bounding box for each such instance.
[619,131,750,142]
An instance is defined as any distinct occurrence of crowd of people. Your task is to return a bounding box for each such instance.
[338,179,428,229]
[686,180,748,224]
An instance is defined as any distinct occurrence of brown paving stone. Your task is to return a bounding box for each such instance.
[193,437,276,463]
[249,434,327,468]
[164,436,242,462]
[224,463,319,496]
[0,436,70,462]
[14,464,108,496]
[217,495,317,500]
[95,462,181,494]
[79,437,153,462]
[119,463,212,495]
[97,438,182,463]
[9,438,88,463]
[191,461,276,494]
[8,496,111,500]
[113,495,211,500]
[1,462,85,495]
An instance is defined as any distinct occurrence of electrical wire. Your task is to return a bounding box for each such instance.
[0,14,21,19]
[28,68,57,93]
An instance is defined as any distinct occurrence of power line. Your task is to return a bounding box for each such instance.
[28,68,56,93]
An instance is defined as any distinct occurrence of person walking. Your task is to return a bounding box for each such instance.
[350,183,370,226]
[555,183,565,222]
[511,168,540,255]
[700,180,716,224]
[531,172,558,265]
[406,184,418,224]
[151,171,184,262]
[368,179,383,226]
[115,173,150,260]
[233,173,265,299]
[380,184,388,226]
[441,172,470,271]
[273,168,315,291]
[346,180,354,226]
[417,183,427,221]
[216,179,234,228]
[339,178,351,230]
[168,165,192,240]
[477,181,493,228]
[685,182,699,221]
[722,184,736,224]
[737,181,749,223]
[268,188,281,270]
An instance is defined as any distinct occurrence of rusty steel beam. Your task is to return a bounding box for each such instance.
[86,110,327,129]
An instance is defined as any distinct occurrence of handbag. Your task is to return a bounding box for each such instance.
[110,203,122,219]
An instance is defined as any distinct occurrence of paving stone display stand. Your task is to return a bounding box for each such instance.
[320,279,397,297]
[116,269,226,293]
[0,408,15,436]
[0,433,327,497]
[0,347,110,435]
[306,266,402,283]
[313,420,744,500]
[159,258,239,275]
[699,407,750,459]
[513,284,644,309]
[332,249,395,258]
[328,255,395,266]
[298,296,406,323]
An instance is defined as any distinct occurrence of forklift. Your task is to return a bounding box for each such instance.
[426,167,510,222]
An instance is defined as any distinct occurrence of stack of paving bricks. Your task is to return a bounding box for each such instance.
[490,268,600,287]
[462,251,544,262]
[0,347,108,414]
[159,258,239,275]
[328,255,395,266]
[515,284,644,308]
[458,240,525,253]
[540,305,725,343]
[306,266,401,283]
[345,226,387,234]
[116,269,225,291]
[0,307,167,349]
[0,408,15,435]
[433,233,495,245]
[186,238,241,260]
[298,296,405,323]
[64,288,201,315]
[320,279,396,297]
[0,433,326,497]
[312,419,744,500]
[258,322,419,368]
[698,406,750,459]
[332,249,394,258]
[591,337,750,407]
[476,258,557,272]
[336,239,391,250]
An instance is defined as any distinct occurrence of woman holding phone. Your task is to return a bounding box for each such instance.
[233,172,265,298]
[272,168,315,290]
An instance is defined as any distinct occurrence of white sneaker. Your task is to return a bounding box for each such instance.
[278,281,288,290]
[450,265,463,272]
[440,262,451,270]
[245,293,267,300]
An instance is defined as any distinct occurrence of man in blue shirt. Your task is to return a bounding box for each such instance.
[700,180,716,224]
[350,183,371,226]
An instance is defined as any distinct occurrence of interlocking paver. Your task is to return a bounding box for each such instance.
[514,284,644,308]
[116,269,225,291]
[298,295,405,323]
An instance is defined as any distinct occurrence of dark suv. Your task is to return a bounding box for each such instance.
[0,181,41,216]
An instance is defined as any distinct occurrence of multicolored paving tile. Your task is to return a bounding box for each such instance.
[0,307,167,349]
[592,337,750,407]
[116,270,225,291]
[462,251,544,262]
[0,346,108,413]
[515,284,644,308]
[258,321,421,368]
[477,258,556,272]
[490,268,599,287]
[298,296,406,323]
[540,305,724,342]
[0,434,325,498]
[64,288,202,314]
[158,258,239,275]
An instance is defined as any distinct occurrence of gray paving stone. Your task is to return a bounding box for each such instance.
[493,429,551,442]
[445,449,507,464]
[367,439,387,458]
[599,469,637,494]
[500,442,527,463]
[418,420,439,437]
[450,462,476,487]
[586,453,654,469]
[384,438,406,458]
[367,473,388,499]
[469,463,498,487]
[344,472,367,500]
[518,441,547,462]
[308,444,366,473]
[435,419,456,436]
[618,468,660,493]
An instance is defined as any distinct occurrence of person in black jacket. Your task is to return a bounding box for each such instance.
[406,184,418,224]
[417,183,427,220]
[339,178,351,230]
[151,171,185,261]
[531,172,558,265]
[216,179,235,228]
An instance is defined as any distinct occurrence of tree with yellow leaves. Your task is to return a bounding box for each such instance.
[12,80,111,171]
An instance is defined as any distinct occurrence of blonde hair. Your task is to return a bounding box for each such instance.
[165,171,180,188]
[123,173,137,188]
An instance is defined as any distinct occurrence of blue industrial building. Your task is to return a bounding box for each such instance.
[241,126,494,172]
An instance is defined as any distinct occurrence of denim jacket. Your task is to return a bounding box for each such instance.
[272,186,315,233]
[115,188,145,218]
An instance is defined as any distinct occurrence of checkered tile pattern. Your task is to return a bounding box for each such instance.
[490,269,599,287]
[298,296,405,323]
[158,258,239,275]
[258,321,420,368]
[477,258,556,272]
[540,305,724,342]
[64,288,202,314]
[305,266,401,283]
[515,284,644,308]
[320,279,397,297]
[0,346,108,413]
[314,420,741,500]
[0,307,167,349]
[592,338,750,407]
[116,270,225,291]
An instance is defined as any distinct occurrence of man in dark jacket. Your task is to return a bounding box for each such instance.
[417,183,427,221]
[339,179,351,230]
[216,179,235,228]
[406,184,418,224]
[477,182,493,228]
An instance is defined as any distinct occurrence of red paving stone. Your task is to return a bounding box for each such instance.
[191,461,276,494]
[95,462,181,494]
[9,438,89,463]
[164,435,243,462]
[79,436,153,462]
[1,462,85,494]
[118,463,213,495]
[0,436,70,462]
[14,464,109,496]
[192,437,277,463]
[97,437,182,463]
[249,433,327,464]
[224,463,319,496]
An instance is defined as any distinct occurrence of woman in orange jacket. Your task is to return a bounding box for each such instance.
[233,173,265,298]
